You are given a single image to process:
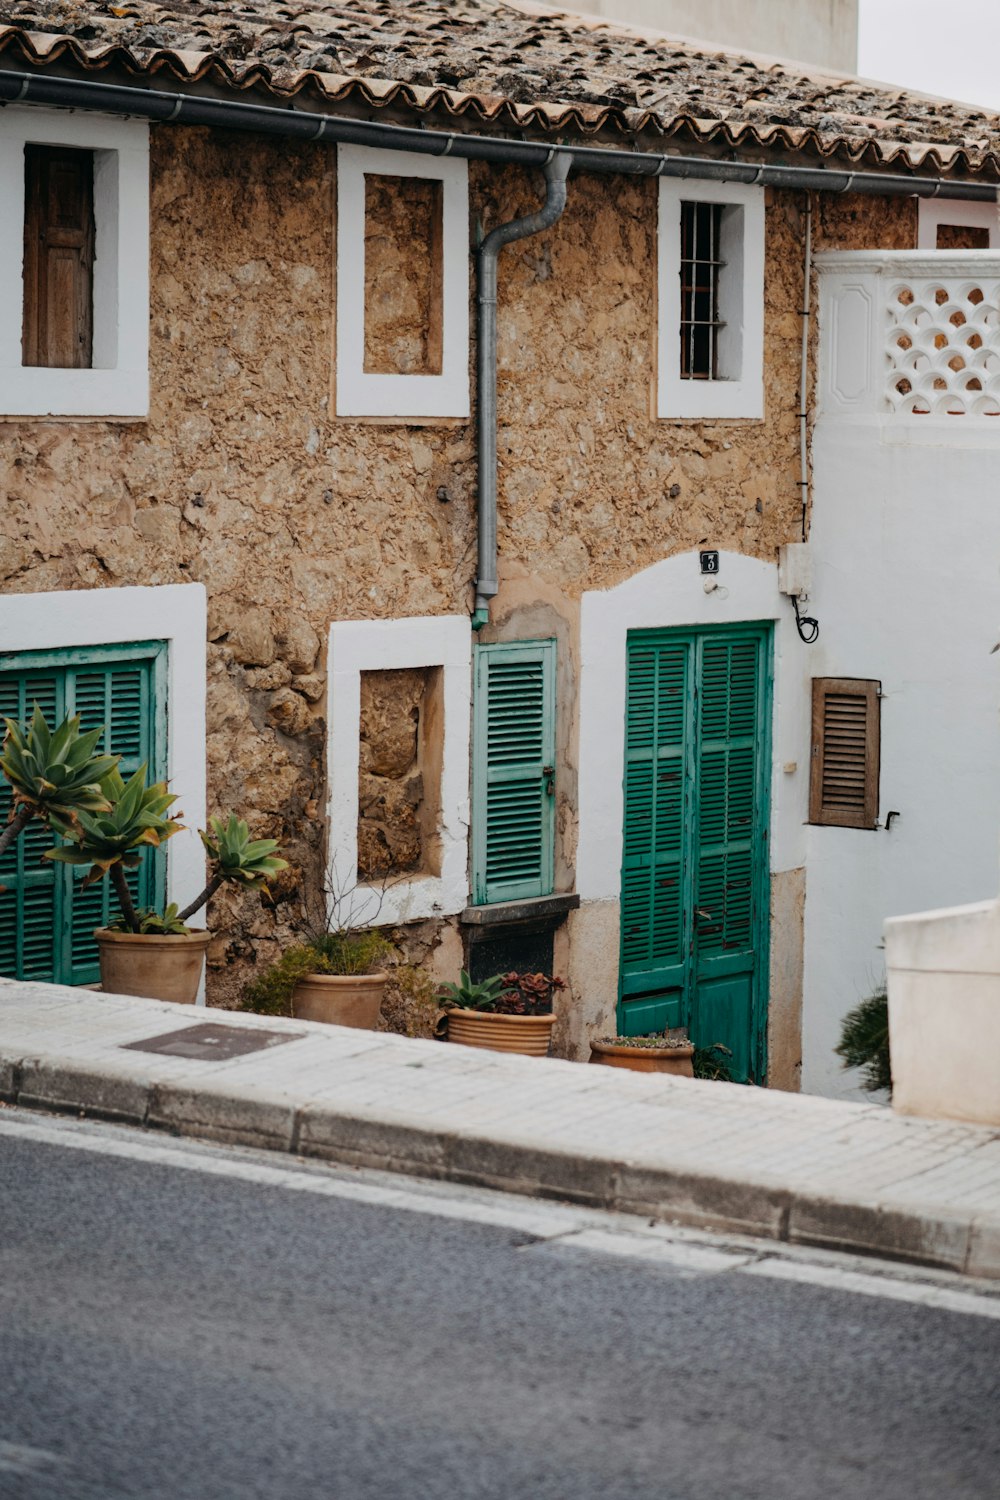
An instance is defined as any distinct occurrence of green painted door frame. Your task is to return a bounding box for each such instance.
[618,622,772,1083]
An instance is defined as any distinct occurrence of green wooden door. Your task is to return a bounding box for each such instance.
[0,642,167,985]
[619,624,771,1083]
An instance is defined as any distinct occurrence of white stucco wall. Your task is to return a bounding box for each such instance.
[580,0,858,72]
[803,253,1000,1097]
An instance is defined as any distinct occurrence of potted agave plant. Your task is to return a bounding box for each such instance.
[47,764,286,1005]
[440,970,564,1057]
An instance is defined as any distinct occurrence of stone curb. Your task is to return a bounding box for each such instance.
[3,1040,997,1279]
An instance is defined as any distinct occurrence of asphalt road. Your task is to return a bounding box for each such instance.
[2,1110,999,1500]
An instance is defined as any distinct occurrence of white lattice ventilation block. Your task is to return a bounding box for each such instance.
[887,278,1000,418]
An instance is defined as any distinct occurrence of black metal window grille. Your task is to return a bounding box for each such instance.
[680,201,726,380]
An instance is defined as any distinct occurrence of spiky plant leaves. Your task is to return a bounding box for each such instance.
[199,812,288,890]
[1,706,118,818]
[108,902,190,936]
[44,762,183,876]
[836,988,891,1096]
[438,970,509,1012]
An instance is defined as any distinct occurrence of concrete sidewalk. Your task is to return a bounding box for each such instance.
[2,977,999,1279]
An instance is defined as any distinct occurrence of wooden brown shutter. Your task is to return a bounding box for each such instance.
[809,678,880,829]
[22,145,95,369]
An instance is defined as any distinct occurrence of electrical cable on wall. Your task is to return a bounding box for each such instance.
[792,595,819,644]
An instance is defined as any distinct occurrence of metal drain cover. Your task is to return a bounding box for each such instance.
[121,1022,303,1062]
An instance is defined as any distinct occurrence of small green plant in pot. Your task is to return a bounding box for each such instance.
[441,971,564,1057]
[244,929,395,1029]
[48,771,286,1004]
[243,857,396,1031]
[589,1028,696,1077]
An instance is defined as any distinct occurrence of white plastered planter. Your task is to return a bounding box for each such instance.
[885,897,1000,1126]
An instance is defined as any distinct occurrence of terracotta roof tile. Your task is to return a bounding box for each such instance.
[0,1,998,177]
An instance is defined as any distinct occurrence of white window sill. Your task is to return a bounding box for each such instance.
[657,390,765,422]
[0,366,149,418]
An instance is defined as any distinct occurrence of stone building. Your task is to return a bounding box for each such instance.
[1,0,998,1094]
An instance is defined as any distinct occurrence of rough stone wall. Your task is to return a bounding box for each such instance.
[0,125,918,1005]
[358,667,427,879]
[934,222,991,250]
[814,191,917,251]
[364,175,443,375]
[491,170,802,585]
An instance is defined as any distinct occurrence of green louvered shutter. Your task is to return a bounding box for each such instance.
[472,640,556,905]
[0,667,61,983]
[691,631,766,1084]
[619,625,771,1077]
[0,643,167,985]
[619,638,690,1033]
[694,636,759,960]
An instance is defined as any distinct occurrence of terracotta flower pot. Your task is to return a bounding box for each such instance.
[589,1039,695,1077]
[291,971,388,1030]
[446,1008,555,1057]
[95,927,211,1005]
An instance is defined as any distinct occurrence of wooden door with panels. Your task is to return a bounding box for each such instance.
[618,624,772,1083]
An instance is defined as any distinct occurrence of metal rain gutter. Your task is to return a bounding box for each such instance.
[0,69,997,201]
[473,151,572,630]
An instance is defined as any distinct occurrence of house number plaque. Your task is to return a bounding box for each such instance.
[700,550,720,574]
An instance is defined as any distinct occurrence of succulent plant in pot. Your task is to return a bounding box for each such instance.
[47,771,286,1005]
[440,970,565,1057]
[242,856,396,1030]
[243,928,396,1029]
[589,1030,696,1077]
[0,706,119,860]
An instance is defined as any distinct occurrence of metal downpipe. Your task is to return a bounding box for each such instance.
[473,151,572,628]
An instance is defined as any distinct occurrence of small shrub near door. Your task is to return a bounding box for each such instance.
[242,929,395,1019]
[836,988,891,1096]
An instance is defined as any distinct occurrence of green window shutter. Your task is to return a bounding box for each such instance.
[472,640,556,905]
[695,636,760,957]
[0,642,167,986]
[0,668,60,983]
[621,639,689,978]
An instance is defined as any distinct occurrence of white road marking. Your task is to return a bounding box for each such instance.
[0,1442,63,1475]
[740,1255,1000,1321]
[4,1111,1000,1319]
[534,1226,755,1274]
[0,1112,602,1239]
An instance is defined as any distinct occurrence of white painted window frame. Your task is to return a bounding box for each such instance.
[657,179,765,420]
[336,144,469,419]
[0,107,149,418]
[327,615,472,926]
[0,585,207,924]
[918,198,1000,250]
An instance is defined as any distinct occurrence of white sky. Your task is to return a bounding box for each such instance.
[859,0,1000,110]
